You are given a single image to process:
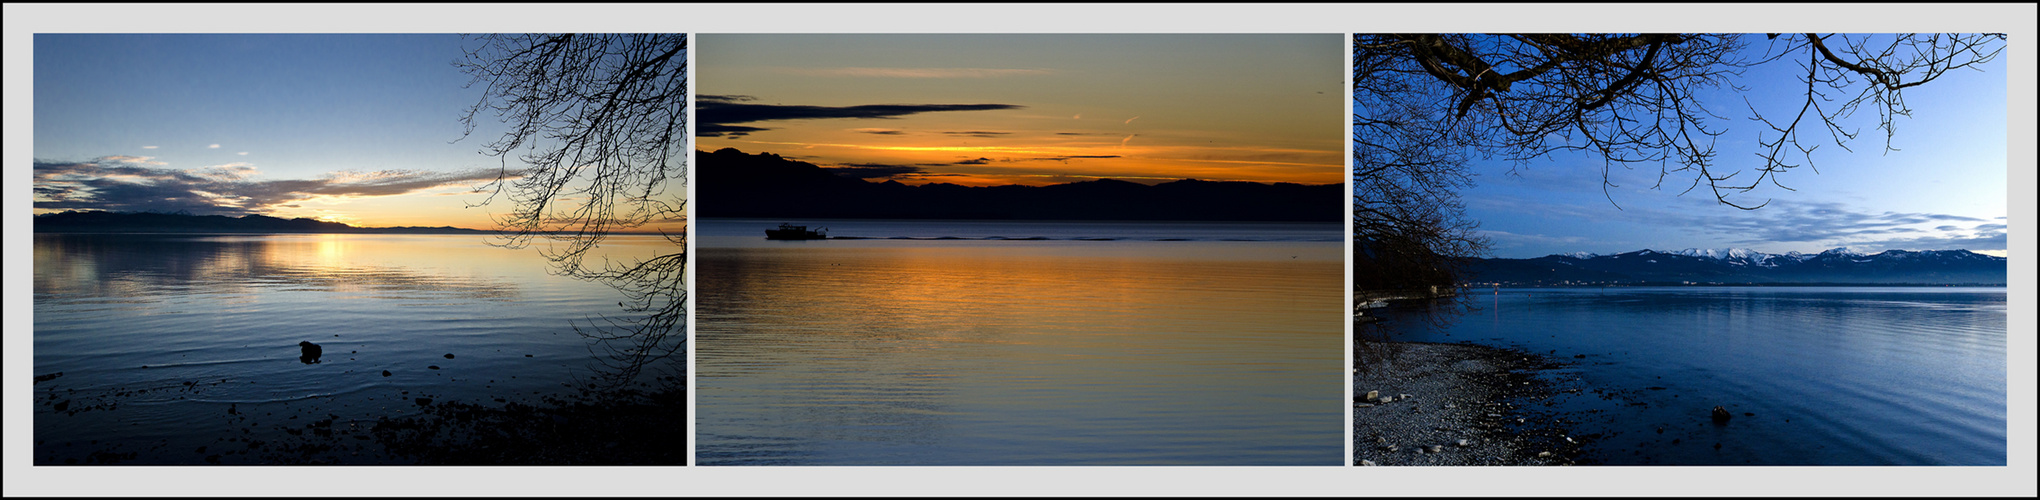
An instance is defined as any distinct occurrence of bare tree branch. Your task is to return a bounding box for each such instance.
[457,34,689,394]
[1353,33,2000,293]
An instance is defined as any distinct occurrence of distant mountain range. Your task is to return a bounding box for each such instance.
[698,147,1341,222]
[1465,247,2007,286]
[33,210,487,234]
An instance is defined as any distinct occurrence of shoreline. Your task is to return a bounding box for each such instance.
[1353,341,1588,466]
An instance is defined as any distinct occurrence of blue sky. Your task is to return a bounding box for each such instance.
[26,33,2013,252]
[32,34,510,228]
[1454,35,2010,258]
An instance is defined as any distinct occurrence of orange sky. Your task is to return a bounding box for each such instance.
[697,34,1345,187]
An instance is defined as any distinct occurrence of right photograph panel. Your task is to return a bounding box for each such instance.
[1351,33,2009,465]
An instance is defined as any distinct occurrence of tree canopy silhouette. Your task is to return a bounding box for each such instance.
[457,33,688,390]
[1352,33,2004,294]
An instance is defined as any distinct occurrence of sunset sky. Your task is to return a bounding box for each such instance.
[32,34,516,229]
[697,34,1343,187]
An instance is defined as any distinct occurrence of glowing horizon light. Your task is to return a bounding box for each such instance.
[698,34,1343,188]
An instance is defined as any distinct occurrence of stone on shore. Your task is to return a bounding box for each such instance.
[1353,341,1578,466]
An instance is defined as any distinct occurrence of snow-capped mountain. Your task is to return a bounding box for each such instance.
[1669,247,1789,268]
[1464,248,2006,285]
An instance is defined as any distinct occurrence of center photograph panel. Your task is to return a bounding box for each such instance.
[693,34,1347,466]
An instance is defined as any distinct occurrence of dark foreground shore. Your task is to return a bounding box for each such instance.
[1353,341,1588,466]
[35,380,687,465]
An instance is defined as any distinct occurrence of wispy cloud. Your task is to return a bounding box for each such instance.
[1005,155,1122,162]
[942,131,1011,138]
[141,145,158,149]
[207,144,220,149]
[33,156,501,217]
[1479,229,1588,251]
[823,162,925,180]
[851,128,906,135]
[781,67,1053,79]
[1475,195,2006,255]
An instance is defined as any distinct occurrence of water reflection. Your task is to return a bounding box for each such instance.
[698,237,1344,465]
[32,233,686,464]
[1368,286,2007,465]
[33,234,522,302]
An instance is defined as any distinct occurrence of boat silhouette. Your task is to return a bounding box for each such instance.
[765,223,828,240]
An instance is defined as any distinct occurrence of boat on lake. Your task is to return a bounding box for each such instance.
[765,223,828,240]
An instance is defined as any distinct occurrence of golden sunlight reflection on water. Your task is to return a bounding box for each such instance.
[697,241,1343,465]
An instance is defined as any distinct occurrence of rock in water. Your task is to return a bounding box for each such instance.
[443,353,456,359]
[298,341,323,364]
[1364,390,1379,401]
[1711,406,1733,423]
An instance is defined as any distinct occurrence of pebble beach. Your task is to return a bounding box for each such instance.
[1353,341,1587,466]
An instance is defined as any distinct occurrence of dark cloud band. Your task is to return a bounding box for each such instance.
[696,96,1023,137]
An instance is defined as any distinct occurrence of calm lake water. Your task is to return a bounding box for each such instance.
[31,233,681,464]
[1372,286,2007,465]
[696,218,1345,465]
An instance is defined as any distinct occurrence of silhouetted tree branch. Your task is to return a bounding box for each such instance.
[1353,33,2002,296]
[457,34,688,393]
[1356,33,2002,213]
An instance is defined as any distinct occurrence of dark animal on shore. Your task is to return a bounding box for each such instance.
[299,341,323,364]
[1711,405,1732,423]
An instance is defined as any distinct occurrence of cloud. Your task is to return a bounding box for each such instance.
[1479,229,1589,251]
[953,157,994,165]
[207,144,220,149]
[1005,155,1122,163]
[700,124,768,138]
[783,67,1053,79]
[822,163,925,180]
[942,131,1010,138]
[1472,195,2006,255]
[141,146,158,149]
[1123,116,1140,125]
[1701,201,1988,245]
[851,128,906,135]
[33,156,501,217]
[237,152,249,156]
[697,94,1024,137]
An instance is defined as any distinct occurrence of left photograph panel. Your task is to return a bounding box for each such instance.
[30,34,690,465]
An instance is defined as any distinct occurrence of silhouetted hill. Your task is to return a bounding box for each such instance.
[1464,247,2007,286]
[698,148,1341,222]
[33,210,487,234]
